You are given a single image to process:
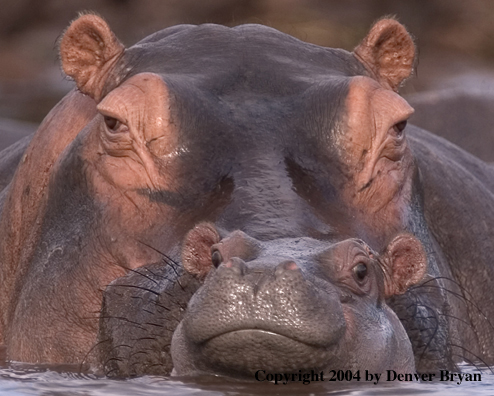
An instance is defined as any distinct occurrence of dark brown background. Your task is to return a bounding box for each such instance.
[1,0,494,124]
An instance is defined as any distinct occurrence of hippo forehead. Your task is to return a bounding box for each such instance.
[82,21,415,246]
[258,236,353,261]
[93,24,375,241]
[244,236,373,280]
[120,24,366,90]
[216,231,373,270]
[114,24,364,153]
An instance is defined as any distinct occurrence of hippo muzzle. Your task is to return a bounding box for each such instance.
[174,257,345,375]
[171,223,426,378]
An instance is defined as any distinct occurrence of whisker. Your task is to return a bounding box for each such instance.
[452,355,486,374]
[417,276,483,306]
[143,322,165,328]
[79,338,112,373]
[98,315,146,330]
[438,312,478,334]
[103,357,127,377]
[106,283,160,296]
[418,314,440,363]
[449,344,494,374]
[137,240,180,267]
[107,343,133,353]
[412,281,494,332]
[129,350,150,359]
[131,337,160,342]
[137,240,185,291]
[153,301,171,311]
[125,267,160,285]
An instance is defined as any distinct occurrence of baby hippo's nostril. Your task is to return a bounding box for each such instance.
[222,257,247,276]
[275,260,302,278]
[283,261,299,271]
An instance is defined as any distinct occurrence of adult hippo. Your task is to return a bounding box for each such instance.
[0,14,493,378]
[407,87,494,162]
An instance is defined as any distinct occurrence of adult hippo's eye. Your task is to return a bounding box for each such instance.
[103,115,121,132]
[392,120,407,137]
[211,250,223,268]
[353,263,368,282]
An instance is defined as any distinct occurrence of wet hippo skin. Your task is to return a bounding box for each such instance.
[408,89,494,162]
[0,15,493,378]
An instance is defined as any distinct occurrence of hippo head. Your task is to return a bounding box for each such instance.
[0,14,423,373]
[59,15,416,245]
[172,223,426,377]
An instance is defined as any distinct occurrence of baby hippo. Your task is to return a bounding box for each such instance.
[172,223,426,378]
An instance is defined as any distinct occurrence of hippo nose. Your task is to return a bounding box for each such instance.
[222,257,247,275]
[275,260,300,276]
[221,258,301,276]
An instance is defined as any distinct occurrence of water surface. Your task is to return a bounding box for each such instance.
[0,364,491,396]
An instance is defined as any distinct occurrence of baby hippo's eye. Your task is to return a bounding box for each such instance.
[353,263,368,282]
[211,250,223,268]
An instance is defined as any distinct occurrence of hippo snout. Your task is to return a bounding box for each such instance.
[187,256,346,345]
[173,256,347,376]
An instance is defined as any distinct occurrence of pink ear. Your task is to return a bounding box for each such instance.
[382,233,426,297]
[181,223,221,279]
[354,18,415,92]
[60,14,125,101]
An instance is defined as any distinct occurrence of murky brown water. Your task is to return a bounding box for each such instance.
[0,363,491,396]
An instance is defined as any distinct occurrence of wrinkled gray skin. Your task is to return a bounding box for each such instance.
[408,88,494,162]
[2,16,494,379]
[98,262,200,376]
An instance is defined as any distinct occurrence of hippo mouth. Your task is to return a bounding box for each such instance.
[197,328,338,376]
[204,328,332,348]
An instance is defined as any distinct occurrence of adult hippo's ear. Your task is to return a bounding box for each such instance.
[354,18,415,92]
[337,21,416,239]
[60,14,125,101]
[381,234,426,298]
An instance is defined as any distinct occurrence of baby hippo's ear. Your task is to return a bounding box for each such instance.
[182,223,221,280]
[381,233,426,298]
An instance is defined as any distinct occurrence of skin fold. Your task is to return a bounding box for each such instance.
[0,15,493,377]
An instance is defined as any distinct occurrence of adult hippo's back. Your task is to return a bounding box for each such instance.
[0,15,493,377]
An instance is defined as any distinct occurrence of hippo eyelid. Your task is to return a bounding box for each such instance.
[103,115,121,132]
[393,119,407,134]
[349,245,371,266]
[388,119,408,143]
[97,107,128,133]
